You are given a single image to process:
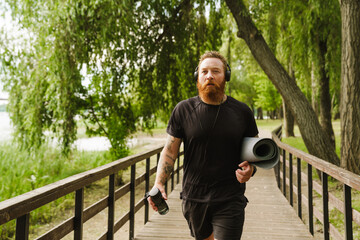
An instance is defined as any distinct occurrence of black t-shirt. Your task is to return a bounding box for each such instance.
[167,96,259,203]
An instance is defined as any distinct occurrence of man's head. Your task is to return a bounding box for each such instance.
[196,51,229,104]
[197,51,229,76]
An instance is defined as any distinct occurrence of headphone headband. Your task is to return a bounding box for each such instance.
[194,63,231,82]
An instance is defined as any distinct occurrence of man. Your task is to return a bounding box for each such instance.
[149,51,259,240]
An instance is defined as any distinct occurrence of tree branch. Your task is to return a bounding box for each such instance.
[89,95,109,137]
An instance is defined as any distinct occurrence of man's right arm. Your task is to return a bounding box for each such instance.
[148,134,181,211]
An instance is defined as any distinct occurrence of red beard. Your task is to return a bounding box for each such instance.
[197,80,226,104]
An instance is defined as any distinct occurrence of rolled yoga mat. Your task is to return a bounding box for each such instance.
[240,137,279,169]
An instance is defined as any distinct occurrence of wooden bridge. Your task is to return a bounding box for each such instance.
[0,126,359,240]
[135,168,313,240]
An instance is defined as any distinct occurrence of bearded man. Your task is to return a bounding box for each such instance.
[149,51,259,240]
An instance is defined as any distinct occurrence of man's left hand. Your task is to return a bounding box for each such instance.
[235,161,254,183]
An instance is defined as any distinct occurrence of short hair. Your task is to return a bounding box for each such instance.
[198,51,228,72]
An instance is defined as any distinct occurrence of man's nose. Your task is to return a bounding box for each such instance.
[206,71,214,79]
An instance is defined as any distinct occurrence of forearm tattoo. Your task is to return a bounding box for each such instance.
[159,161,174,185]
[165,135,176,151]
[157,135,179,185]
[165,153,176,163]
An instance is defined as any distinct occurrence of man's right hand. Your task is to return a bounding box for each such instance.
[147,184,167,212]
[149,134,181,211]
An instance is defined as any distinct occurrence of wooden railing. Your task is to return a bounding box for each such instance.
[0,144,184,240]
[272,125,360,240]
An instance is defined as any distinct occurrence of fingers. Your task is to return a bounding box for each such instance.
[147,184,168,212]
[235,162,253,183]
[158,185,168,200]
[147,197,158,211]
[238,161,249,168]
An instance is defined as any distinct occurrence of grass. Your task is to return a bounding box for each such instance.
[0,142,115,238]
[0,143,114,202]
[255,119,282,130]
[281,120,341,157]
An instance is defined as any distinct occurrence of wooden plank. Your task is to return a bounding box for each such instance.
[135,168,314,240]
[242,168,314,240]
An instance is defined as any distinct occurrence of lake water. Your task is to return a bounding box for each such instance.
[0,112,112,150]
[0,112,165,151]
[0,112,12,142]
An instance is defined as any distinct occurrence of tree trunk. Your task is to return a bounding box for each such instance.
[311,62,319,115]
[225,0,340,166]
[283,101,295,137]
[340,0,360,174]
[257,107,263,120]
[318,39,336,148]
[284,58,295,137]
[277,106,282,120]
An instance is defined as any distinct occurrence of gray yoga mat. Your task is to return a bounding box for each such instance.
[240,137,279,169]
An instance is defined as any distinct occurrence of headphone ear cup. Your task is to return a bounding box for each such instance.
[225,70,231,82]
[194,66,199,81]
[225,64,231,81]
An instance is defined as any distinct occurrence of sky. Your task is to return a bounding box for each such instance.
[0,0,22,100]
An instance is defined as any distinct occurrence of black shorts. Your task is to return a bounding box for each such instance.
[182,198,247,240]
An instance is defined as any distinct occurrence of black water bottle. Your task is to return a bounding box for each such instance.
[149,187,169,215]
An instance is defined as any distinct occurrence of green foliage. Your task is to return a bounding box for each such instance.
[0,0,225,157]
[252,72,282,112]
[219,15,258,108]
[246,0,341,112]
[0,141,117,238]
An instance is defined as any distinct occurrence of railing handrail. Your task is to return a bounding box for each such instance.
[0,144,164,225]
[272,125,359,240]
[271,126,360,191]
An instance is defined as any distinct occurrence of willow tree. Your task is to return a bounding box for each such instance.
[225,0,341,167]
[226,0,360,174]
[0,0,224,158]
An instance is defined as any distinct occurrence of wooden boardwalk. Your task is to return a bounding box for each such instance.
[135,168,314,240]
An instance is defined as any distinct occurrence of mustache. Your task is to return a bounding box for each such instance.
[202,80,221,88]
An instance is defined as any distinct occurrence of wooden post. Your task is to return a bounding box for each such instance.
[283,149,286,197]
[74,188,84,240]
[289,153,293,206]
[297,157,302,219]
[107,174,115,240]
[307,164,314,235]
[344,184,353,240]
[129,164,136,239]
[16,213,29,240]
[322,172,329,240]
[145,158,150,224]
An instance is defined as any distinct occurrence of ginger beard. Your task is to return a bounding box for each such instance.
[197,78,226,104]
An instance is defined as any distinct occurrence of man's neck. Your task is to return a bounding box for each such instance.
[200,94,227,105]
